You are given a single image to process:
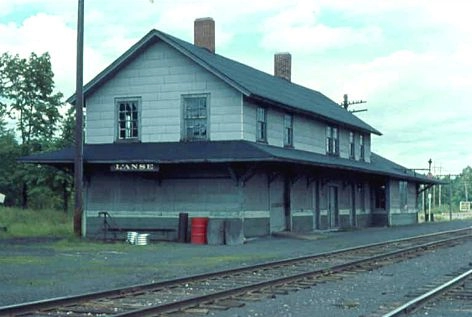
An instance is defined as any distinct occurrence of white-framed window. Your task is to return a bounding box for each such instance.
[116,97,140,141]
[283,113,293,147]
[326,126,339,156]
[359,134,365,161]
[349,131,355,159]
[256,107,267,142]
[182,94,209,141]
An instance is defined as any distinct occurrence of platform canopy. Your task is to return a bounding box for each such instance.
[19,140,440,184]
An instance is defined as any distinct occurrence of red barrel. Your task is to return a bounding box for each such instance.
[191,217,209,244]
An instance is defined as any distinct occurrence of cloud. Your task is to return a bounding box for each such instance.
[259,1,382,53]
[1,0,470,174]
[0,11,119,97]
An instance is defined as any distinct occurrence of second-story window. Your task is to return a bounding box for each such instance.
[256,107,267,142]
[182,94,209,141]
[117,98,140,141]
[326,126,339,156]
[283,113,293,147]
[359,134,365,161]
[349,131,355,159]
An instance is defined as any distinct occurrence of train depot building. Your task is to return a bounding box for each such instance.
[22,18,438,241]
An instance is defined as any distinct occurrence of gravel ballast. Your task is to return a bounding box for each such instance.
[0,220,471,315]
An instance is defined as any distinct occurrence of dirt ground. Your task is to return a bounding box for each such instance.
[1,219,471,307]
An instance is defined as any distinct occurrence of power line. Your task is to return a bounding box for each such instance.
[340,94,367,113]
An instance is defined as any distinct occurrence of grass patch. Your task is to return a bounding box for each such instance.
[0,255,54,266]
[0,207,73,238]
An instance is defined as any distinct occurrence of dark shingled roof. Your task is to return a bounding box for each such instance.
[67,29,381,135]
[19,141,438,184]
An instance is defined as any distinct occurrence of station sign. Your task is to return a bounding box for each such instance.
[110,163,159,172]
[459,201,471,212]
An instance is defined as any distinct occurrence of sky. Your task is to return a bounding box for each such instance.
[1,0,470,175]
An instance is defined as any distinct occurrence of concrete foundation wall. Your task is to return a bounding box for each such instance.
[244,217,270,237]
[356,214,371,227]
[292,215,313,232]
[371,211,389,227]
[389,213,418,226]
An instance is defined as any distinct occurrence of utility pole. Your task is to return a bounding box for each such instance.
[74,0,84,237]
[340,94,367,113]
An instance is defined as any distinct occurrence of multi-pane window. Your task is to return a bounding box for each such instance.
[256,107,267,142]
[117,99,139,140]
[359,134,365,161]
[326,126,339,156]
[349,131,355,159]
[183,95,208,141]
[283,113,293,147]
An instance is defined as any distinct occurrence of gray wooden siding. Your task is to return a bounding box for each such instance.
[87,172,241,214]
[242,100,370,161]
[86,40,243,144]
[364,134,371,163]
[267,110,284,147]
[408,182,418,211]
[291,177,314,213]
[388,180,418,215]
[242,100,256,141]
[85,39,371,163]
[294,115,325,154]
[339,129,349,159]
[242,174,270,211]
[243,101,330,155]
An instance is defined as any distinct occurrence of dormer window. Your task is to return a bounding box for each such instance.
[326,126,339,156]
[256,107,267,142]
[116,98,140,141]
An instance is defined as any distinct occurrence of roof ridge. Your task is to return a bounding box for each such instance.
[67,27,380,135]
[153,29,253,95]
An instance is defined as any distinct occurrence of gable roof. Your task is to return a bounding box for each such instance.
[19,140,438,184]
[67,29,381,135]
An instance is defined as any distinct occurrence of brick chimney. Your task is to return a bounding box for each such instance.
[194,17,215,53]
[274,52,291,81]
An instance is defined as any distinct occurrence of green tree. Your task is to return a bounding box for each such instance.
[455,167,472,204]
[0,129,22,206]
[30,106,75,212]
[0,52,63,146]
[0,52,64,208]
[433,167,472,213]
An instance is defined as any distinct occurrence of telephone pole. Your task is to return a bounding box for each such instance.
[74,0,84,237]
[341,94,367,113]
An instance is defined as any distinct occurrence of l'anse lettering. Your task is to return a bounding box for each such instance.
[111,163,159,172]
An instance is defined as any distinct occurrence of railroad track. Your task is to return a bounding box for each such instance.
[1,227,471,317]
[369,268,472,317]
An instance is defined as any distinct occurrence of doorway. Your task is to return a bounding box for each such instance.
[270,179,287,232]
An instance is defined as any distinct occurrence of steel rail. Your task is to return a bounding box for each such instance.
[381,269,472,317]
[113,234,472,316]
[0,227,470,316]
